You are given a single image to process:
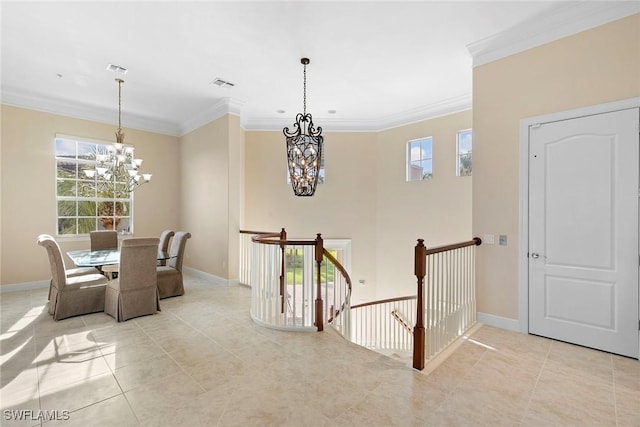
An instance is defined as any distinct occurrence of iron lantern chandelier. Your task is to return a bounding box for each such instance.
[283,57,323,197]
[83,78,151,198]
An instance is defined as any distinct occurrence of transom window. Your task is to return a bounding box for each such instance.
[407,137,433,181]
[456,129,472,176]
[55,135,132,236]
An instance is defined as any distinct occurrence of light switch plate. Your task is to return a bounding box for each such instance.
[499,235,507,246]
[483,234,495,245]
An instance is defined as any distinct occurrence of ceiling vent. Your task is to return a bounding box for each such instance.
[106,64,128,75]
[210,78,235,88]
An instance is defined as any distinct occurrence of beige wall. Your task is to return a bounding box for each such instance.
[472,14,640,320]
[179,114,244,280]
[0,105,180,285]
[376,111,473,299]
[244,111,472,303]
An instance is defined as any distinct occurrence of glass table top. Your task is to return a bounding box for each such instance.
[67,249,171,267]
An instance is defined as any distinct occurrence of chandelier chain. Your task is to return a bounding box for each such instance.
[303,63,307,116]
[118,79,123,131]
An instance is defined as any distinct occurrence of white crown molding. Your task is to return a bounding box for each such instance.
[242,93,472,132]
[178,97,245,136]
[467,1,640,68]
[1,87,183,136]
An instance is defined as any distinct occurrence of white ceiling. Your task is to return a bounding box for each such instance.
[1,1,636,135]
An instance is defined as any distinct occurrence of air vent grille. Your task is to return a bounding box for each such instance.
[106,64,128,75]
[210,78,235,88]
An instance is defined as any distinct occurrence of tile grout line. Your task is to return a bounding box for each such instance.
[518,341,551,426]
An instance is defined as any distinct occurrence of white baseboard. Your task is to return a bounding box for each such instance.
[0,280,49,293]
[477,312,521,332]
[182,266,239,286]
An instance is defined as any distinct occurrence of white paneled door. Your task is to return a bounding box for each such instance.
[528,108,639,358]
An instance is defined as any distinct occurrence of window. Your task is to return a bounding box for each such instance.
[407,137,433,181]
[55,135,132,236]
[456,129,472,176]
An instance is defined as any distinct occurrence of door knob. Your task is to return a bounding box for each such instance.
[531,253,540,259]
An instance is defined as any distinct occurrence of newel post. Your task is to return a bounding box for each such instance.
[413,239,427,370]
[314,233,324,331]
[279,228,287,314]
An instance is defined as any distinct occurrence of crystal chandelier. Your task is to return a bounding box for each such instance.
[283,58,323,197]
[83,78,151,198]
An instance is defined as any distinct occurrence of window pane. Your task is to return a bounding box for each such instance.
[457,130,472,177]
[409,141,421,162]
[459,153,472,176]
[78,180,97,198]
[78,218,96,234]
[57,200,76,216]
[58,218,76,235]
[57,161,77,179]
[57,179,76,197]
[458,130,472,154]
[78,142,97,161]
[422,139,432,159]
[421,159,433,180]
[117,217,131,233]
[409,161,423,181]
[55,139,76,159]
[78,200,96,216]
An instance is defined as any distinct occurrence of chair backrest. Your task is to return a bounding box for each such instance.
[118,237,159,291]
[90,230,118,250]
[168,231,191,271]
[37,235,67,291]
[159,230,174,253]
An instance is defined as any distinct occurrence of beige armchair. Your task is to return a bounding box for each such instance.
[38,234,100,300]
[157,231,191,299]
[104,237,161,322]
[158,230,174,266]
[37,235,108,321]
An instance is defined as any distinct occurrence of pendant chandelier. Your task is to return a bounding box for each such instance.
[83,78,151,198]
[283,58,323,197]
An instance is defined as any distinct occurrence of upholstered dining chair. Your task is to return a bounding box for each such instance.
[90,230,119,278]
[157,231,191,299]
[37,235,108,321]
[157,230,174,266]
[90,230,118,250]
[38,234,100,300]
[104,237,161,322]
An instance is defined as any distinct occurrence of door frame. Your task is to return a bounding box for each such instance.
[518,97,640,334]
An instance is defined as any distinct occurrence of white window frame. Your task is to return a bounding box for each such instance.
[456,129,473,177]
[54,134,134,237]
[406,137,433,182]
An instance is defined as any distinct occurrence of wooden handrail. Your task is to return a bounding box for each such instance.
[391,310,413,334]
[351,295,416,310]
[424,237,482,256]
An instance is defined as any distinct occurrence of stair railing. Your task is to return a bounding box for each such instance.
[239,229,351,333]
[413,237,481,370]
[349,296,417,352]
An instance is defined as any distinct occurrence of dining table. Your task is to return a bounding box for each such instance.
[67,248,172,267]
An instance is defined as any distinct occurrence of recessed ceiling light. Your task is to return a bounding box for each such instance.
[276,109,286,114]
[328,110,337,114]
[106,64,128,75]
[210,78,235,88]
[56,73,63,78]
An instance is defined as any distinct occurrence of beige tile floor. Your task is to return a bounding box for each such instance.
[1,273,639,426]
